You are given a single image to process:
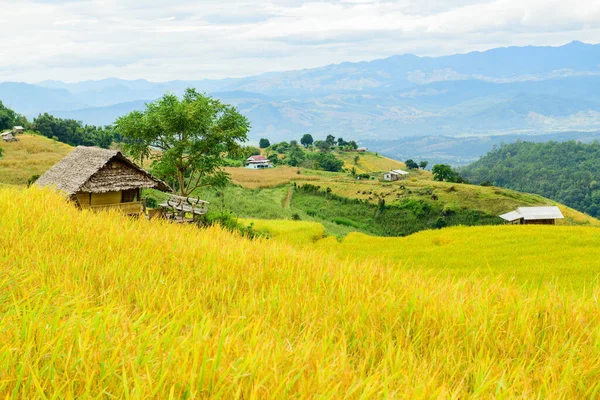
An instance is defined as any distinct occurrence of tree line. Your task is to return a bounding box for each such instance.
[461,140,600,217]
[0,100,121,149]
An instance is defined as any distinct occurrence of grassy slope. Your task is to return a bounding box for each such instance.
[2,136,597,231]
[2,187,600,397]
[0,134,72,185]
[334,150,410,174]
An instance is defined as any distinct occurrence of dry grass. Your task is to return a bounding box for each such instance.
[335,151,414,174]
[225,166,320,189]
[2,187,600,397]
[0,134,72,185]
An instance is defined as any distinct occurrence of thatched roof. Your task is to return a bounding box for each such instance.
[36,146,170,194]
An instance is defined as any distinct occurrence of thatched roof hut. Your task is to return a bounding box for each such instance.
[36,146,169,215]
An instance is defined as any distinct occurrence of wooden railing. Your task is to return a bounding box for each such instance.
[158,194,210,223]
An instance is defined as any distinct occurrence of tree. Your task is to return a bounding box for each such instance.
[116,88,250,196]
[314,140,330,152]
[286,146,306,166]
[347,140,358,150]
[325,134,336,146]
[259,138,270,148]
[405,159,419,170]
[337,137,347,147]
[419,160,429,170]
[313,153,344,172]
[354,155,360,164]
[432,164,456,182]
[300,134,314,148]
[0,101,17,131]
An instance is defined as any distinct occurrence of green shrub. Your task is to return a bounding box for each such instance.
[331,217,361,228]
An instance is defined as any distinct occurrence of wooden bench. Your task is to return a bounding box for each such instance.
[158,194,210,223]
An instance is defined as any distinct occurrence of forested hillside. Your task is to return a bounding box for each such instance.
[462,141,600,217]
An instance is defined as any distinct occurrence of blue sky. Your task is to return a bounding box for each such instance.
[1,0,600,82]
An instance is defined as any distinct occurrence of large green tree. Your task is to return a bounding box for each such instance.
[0,101,17,131]
[300,134,313,148]
[116,89,250,196]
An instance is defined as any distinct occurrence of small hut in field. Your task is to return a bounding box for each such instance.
[35,146,169,215]
[499,206,564,225]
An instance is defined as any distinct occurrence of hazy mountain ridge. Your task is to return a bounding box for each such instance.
[1,41,600,162]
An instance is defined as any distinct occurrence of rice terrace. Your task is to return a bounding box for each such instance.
[3,5,600,398]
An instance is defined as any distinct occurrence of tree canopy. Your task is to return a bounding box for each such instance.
[0,101,18,131]
[33,113,118,148]
[461,140,600,217]
[259,138,270,148]
[300,134,314,148]
[405,159,419,170]
[116,88,250,196]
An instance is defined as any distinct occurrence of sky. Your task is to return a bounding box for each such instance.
[1,0,600,83]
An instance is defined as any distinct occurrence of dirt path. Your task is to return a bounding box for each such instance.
[283,187,293,209]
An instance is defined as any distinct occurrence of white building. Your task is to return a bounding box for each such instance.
[246,155,274,169]
[499,206,564,225]
[383,169,409,181]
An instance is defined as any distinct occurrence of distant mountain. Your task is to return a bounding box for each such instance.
[2,41,600,159]
[50,100,151,126]
[0,82,84,116]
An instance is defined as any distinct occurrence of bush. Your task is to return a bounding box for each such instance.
[331,217,361,228]
[435,217,447,229]
[306,209,318,217]
[27,174,40,187]
[292,213,301,220]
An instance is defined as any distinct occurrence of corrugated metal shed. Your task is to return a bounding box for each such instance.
[516,206,564,220]
[499,206,564,222]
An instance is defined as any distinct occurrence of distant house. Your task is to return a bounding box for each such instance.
[499,206,564,225]
[35,146,170,216]
[246,155,273,169]
[13,126,24,134]
[383,169,409,181]
[1,132,18,142]
[356,147,367,152]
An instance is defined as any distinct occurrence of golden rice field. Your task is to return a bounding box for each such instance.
[3,187,600,397]
[239,218,326,245]
[0,134,72,185]
[224,166,320,189]
[334,151,410,174]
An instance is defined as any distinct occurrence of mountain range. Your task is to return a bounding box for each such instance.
[1,40,600,163]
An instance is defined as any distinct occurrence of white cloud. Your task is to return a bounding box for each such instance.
[0,0,599,82]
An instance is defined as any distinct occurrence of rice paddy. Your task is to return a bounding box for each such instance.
[2,187,600,397]
[0,134,72,185]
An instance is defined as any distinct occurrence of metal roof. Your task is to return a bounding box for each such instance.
[499,206,564,221]
[391,169,409,175]
[516,206,564,220]
[499,211,523,222]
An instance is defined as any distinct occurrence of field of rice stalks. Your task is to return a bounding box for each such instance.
[239,218,326,245]
[0,134,72,185]
[224,166,320,188]
[3,187,600,397]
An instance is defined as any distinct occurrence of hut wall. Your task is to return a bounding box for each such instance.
[90,191,122,206]
[75,192,91,206]
[523,219,556,225]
